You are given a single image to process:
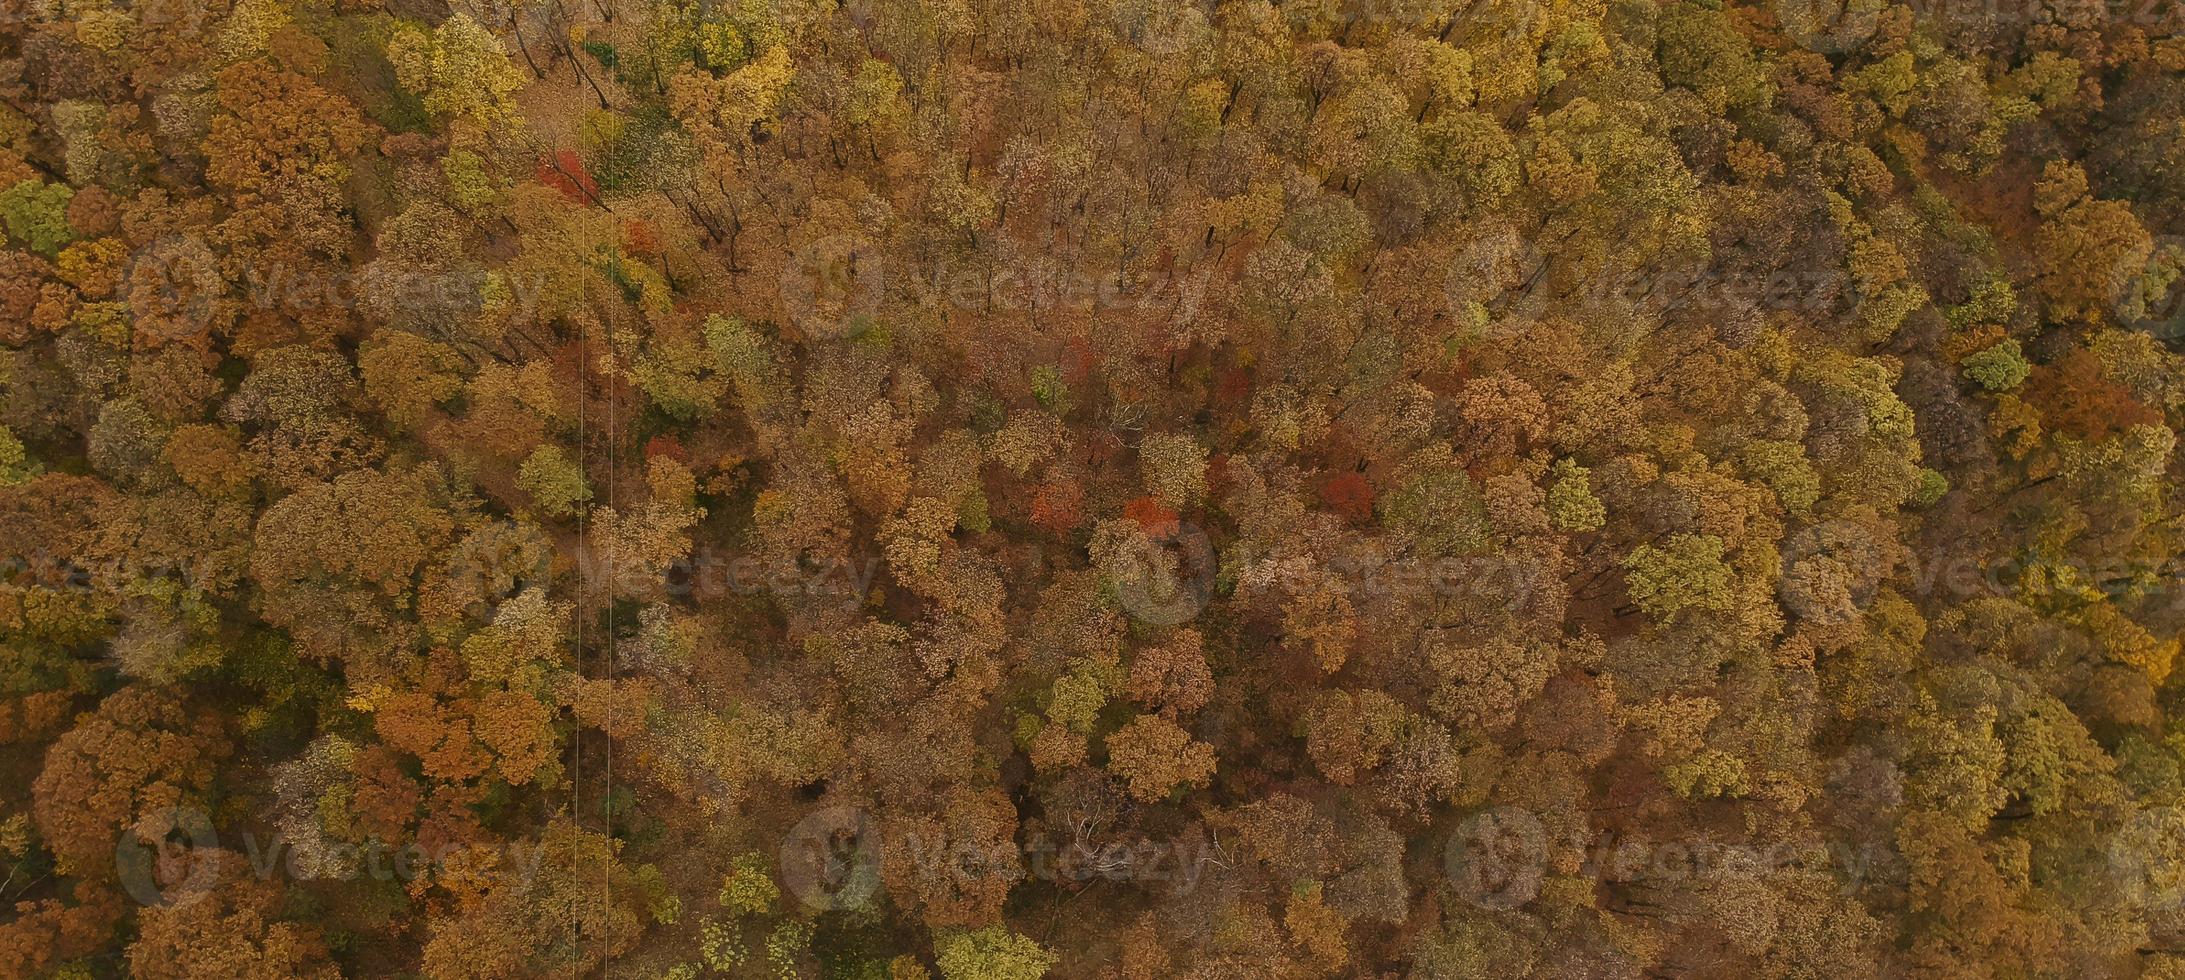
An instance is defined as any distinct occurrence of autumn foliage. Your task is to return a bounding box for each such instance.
[0,0,2183,977]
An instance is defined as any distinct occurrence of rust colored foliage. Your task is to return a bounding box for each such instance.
[4,1,2185,977]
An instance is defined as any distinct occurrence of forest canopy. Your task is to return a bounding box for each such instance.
[2,0,2185,976]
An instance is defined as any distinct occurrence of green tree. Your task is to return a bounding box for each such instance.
[934,926,1057,980]
[0,180,74,256]
[1962,339,2030,392]
[1622,533,1735,621]
[517,445,592,518]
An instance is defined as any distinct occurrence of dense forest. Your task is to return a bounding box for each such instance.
[1,0,2183,975]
